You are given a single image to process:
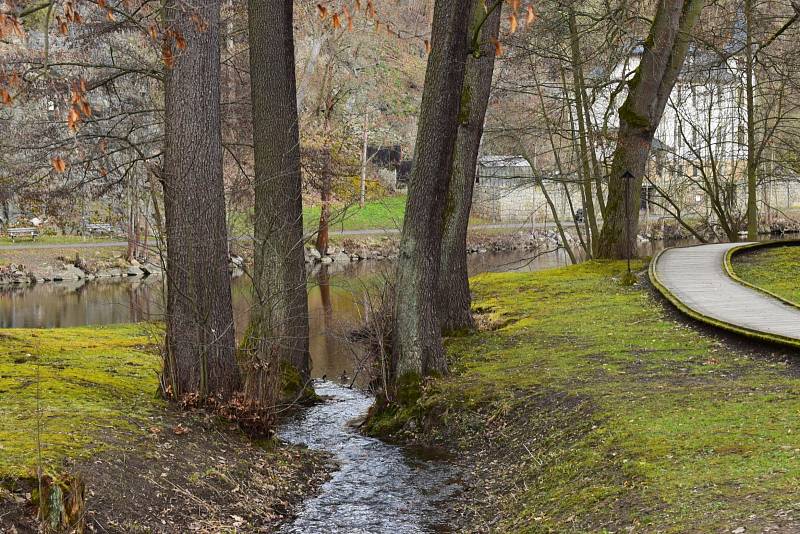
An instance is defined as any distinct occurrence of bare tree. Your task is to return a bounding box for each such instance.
[392,0,471,391]
[597,0,705,259]
[162,0,240,399]
[245,0,310,404]
[438,0,502,334]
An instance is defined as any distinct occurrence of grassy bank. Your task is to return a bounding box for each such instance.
[0,324,160,478]
[0,325,328,531]
[380,261,800,532]
[303,195,408,232]
[732,244,800,304]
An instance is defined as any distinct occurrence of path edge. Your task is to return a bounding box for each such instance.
[649,245,800,350]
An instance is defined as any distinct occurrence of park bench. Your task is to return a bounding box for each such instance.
[7,227,39,242]
[84,223,115,237]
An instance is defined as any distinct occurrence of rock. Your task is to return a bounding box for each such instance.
[52,265,85,281]
[96,268,123,278]
[129,258,141,267]
[326,246,337,255]
[333,252,350,263]
[230,255,245,267]
[308,247,322,260]
[732,528,745,534]
[320,256,333,264]
[141,262,163,276]
[127,266,145,277]
[350,254,360,262]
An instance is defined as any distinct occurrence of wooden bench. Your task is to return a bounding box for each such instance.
[7,227,39,242]
[84,223,114,236]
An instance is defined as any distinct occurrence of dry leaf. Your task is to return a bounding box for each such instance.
[526,5,537,26]
[51,157,67,173]
[491,37,502,57]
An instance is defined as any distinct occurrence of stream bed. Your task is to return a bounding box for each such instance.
[278,381,461,533]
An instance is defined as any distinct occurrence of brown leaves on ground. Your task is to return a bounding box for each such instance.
[2,409,333,533]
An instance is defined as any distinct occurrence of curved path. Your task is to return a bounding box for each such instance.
[651,242,800,347]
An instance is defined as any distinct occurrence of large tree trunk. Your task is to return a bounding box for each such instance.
[596,0,705,259]
[162,0,240,399]
[392,0,471,387]
[246,0,310,398]
[438,0,501,335]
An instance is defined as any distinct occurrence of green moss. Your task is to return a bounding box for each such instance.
[412,261,800,531]
[0,325,161,479]
[732,245,800,304]
[280,361,318,403]
[395,371,423,406]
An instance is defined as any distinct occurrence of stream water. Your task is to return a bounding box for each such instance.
[278,381,461,533]
[0,241,695,532]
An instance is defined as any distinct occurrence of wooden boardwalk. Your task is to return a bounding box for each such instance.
[651,243,800,346]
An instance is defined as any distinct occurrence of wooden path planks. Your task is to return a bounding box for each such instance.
[651,243,800,346]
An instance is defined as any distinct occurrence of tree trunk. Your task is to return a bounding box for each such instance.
[438,0,501,335]
[596,0,705,259]
[162,0,240,399]
[393,0,471,386]
[568,8,599,255]
[246,0,311,397]
[745,0,758,240]
[316,114,332,255]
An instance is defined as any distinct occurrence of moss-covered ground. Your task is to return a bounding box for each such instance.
[0,324,331,531]
[380,261,800,532]
[0,324,160,479]
[732,244,800,304]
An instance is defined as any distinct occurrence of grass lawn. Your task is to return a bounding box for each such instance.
[229,194,491,237]
[0,325,161,479]
[303,195,408,232]
[732,244,800,304]
[374,261,800,532]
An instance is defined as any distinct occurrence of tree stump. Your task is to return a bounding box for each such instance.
[39,475,85,533]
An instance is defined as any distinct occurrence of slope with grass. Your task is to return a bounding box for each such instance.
[373,261,800,532]
[732,244,800,304]
[303,195,408,232]
[0,324,161,478]
[0,325,329,531]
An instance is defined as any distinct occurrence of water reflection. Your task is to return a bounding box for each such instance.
[0,243,694,376]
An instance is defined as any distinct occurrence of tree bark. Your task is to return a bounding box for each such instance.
[745,0,758,240]
[316,112,332,255]
[393,0,471,385]
[438,0,501,335]
[162,0,240,399]
[246,0,310,394]
[596,0,705,259]
[568,8,599,255]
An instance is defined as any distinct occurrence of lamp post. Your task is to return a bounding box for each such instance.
[622,170,635,276]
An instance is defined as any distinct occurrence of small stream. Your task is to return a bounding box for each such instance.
[0,240,702,532]
[278,381,461,533]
